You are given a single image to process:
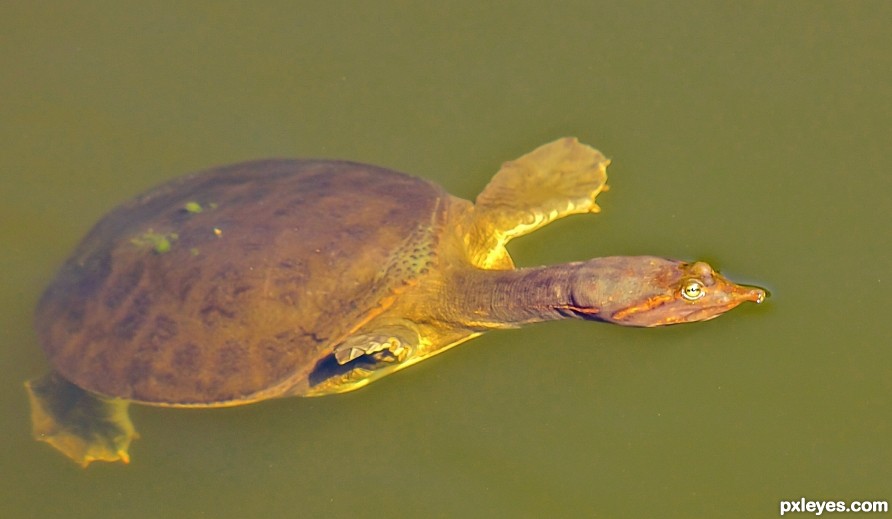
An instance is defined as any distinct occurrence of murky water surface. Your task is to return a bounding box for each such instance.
[2,3,888,517]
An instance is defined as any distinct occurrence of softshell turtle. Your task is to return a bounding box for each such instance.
[26,138,765,466]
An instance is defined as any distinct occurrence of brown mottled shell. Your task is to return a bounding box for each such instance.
[36,160,445,406]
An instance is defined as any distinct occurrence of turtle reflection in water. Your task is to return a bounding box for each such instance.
[26,138,766,466]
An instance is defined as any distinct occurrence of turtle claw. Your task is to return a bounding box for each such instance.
[332,322,422,366]
[334,346,364,364]
[334,335,411,365]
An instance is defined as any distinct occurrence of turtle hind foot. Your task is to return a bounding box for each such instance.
[25,372,137,467]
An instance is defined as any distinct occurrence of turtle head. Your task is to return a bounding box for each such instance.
[570,256,765,327]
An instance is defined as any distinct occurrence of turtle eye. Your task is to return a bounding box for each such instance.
[681,280,705,301]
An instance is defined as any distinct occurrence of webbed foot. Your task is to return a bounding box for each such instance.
[468,138,610,268]
[305,323,423,395]
[25,372,137,467]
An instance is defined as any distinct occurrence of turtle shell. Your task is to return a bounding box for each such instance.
[36,160,446,406]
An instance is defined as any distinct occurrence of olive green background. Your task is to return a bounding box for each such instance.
[2,2,889,518]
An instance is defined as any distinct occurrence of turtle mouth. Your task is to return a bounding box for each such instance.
[677,306,729,323]
[610,286,766,327]
[740,286,767,304]
[675,286,767,323]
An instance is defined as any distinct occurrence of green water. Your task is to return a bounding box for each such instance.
[2,2,889,517]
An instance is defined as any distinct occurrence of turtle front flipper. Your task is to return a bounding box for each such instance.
[467,137,610,269]
[306,322,423,396]
[25,372,137,467]
[333,323,418,365]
